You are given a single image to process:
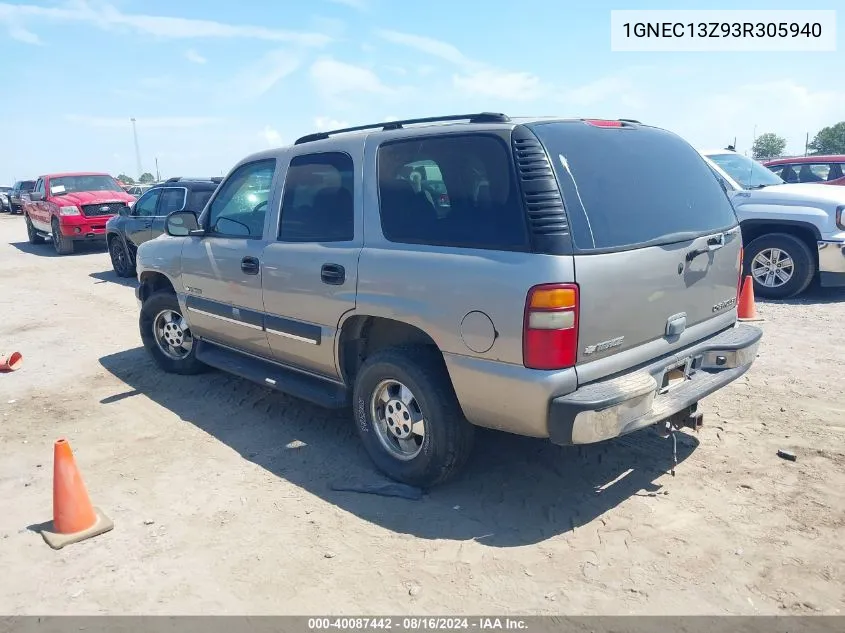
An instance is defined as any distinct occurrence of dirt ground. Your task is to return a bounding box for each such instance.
[0,213,843,615]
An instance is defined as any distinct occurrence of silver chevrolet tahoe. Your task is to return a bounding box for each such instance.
[134,113,762,487]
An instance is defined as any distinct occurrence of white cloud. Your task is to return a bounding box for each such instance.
[64,115,221,128]
[262,126,282,147]
[314,117,350,131]
[376,29,472,67]
[224,50,302,102]
[662,80,845,156]
[453,69,544,102]
[327,0,368,10]
[384,65,407,76]
[184,48,206,64]
[374,29,544,101]
[0,1,332,46]
[309,57,394,100]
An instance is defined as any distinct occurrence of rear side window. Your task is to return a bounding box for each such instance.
[279,152,354,242]
[158,188,186,215]
[188,188,215,213]
[531,122,738,251]
[377,134,529,251]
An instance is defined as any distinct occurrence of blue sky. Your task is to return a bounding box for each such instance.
[0,0,842,184]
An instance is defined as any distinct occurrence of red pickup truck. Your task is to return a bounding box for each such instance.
[24,172,136,255]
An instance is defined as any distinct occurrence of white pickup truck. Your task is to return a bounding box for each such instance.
[701,149,845,299]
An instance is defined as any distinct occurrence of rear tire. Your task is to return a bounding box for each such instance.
[744,232,814,299]
[51,219,74,255]
[25,214,45,244]
[352,346,475,488]
[139,290,208,375]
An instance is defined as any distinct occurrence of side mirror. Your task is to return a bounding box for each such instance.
[29,192,44,202]
[118,205,130,216]
[165,210,201,237]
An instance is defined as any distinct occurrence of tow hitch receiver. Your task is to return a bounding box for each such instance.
[657,405,704,476]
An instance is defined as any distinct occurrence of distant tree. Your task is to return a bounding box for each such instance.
[116,173,135,184]
[138,172,155,184]
[752,133,786,159]
[808,122,845,155]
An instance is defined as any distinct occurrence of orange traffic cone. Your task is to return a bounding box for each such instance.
[40,439,113,550]
[0,351,22,371]
[737,275,763,322]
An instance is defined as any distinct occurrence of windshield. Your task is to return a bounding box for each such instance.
[531,121,738,251]
[49,175,123,195]
[19,181,35,191]
[706,153,784,189]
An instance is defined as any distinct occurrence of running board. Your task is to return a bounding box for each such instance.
[195,340,350,409]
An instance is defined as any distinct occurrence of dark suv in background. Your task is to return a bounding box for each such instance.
[9,180,36,214]
[106,177,221,277]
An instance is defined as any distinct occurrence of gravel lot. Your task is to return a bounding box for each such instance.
[0,213,843,615]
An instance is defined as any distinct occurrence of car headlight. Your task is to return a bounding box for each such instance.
[59,206,80,216]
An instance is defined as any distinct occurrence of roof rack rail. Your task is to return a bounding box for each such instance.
[165,177,181,183]
[294,112,511,145]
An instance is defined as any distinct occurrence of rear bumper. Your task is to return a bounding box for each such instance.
[548,324,762,446]
[818,240,845,287]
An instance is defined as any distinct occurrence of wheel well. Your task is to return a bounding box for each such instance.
[339,316,441,383]
[740,222,819,265]
[138,271,176,303]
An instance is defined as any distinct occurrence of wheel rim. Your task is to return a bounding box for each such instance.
[110,240,128,274]
[152,309,193,360]
[751,248,794,288]
[369,379,426,461]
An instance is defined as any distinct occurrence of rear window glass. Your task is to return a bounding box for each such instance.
[530,122,738,251]
[377,134,529,251]
[20,181,35,191]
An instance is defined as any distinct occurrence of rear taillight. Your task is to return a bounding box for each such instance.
[439,193,449,205]
[523,283,579,370]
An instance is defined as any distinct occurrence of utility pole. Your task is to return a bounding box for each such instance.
[131,118,143,179]
[155,157,160,182]
[805,132,809,156]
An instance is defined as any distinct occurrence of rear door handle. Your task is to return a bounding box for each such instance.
[321,263,345,285]
[241,256,260,275]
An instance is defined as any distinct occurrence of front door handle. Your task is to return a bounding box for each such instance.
[241,256,260,275]
[321,263,345,285]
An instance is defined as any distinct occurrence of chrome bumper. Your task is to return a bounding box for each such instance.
[548,324,762,446]
[818,240,845,287]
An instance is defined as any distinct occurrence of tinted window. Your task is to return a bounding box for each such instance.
[158,188,186,215]
[377,134,528,250]
[188,188,215,213]
[279,152,354,242]
[20,181,35,192]
[532,122,739,251]
[207,159,275,238]
[134,188,161,217]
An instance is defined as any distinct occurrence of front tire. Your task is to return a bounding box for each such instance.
[109,235,136,277]
[744,233,814,299]
[139,290,208,375]
[25,214,45,244]
[352,346,475,487]
[51,219,74,255]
